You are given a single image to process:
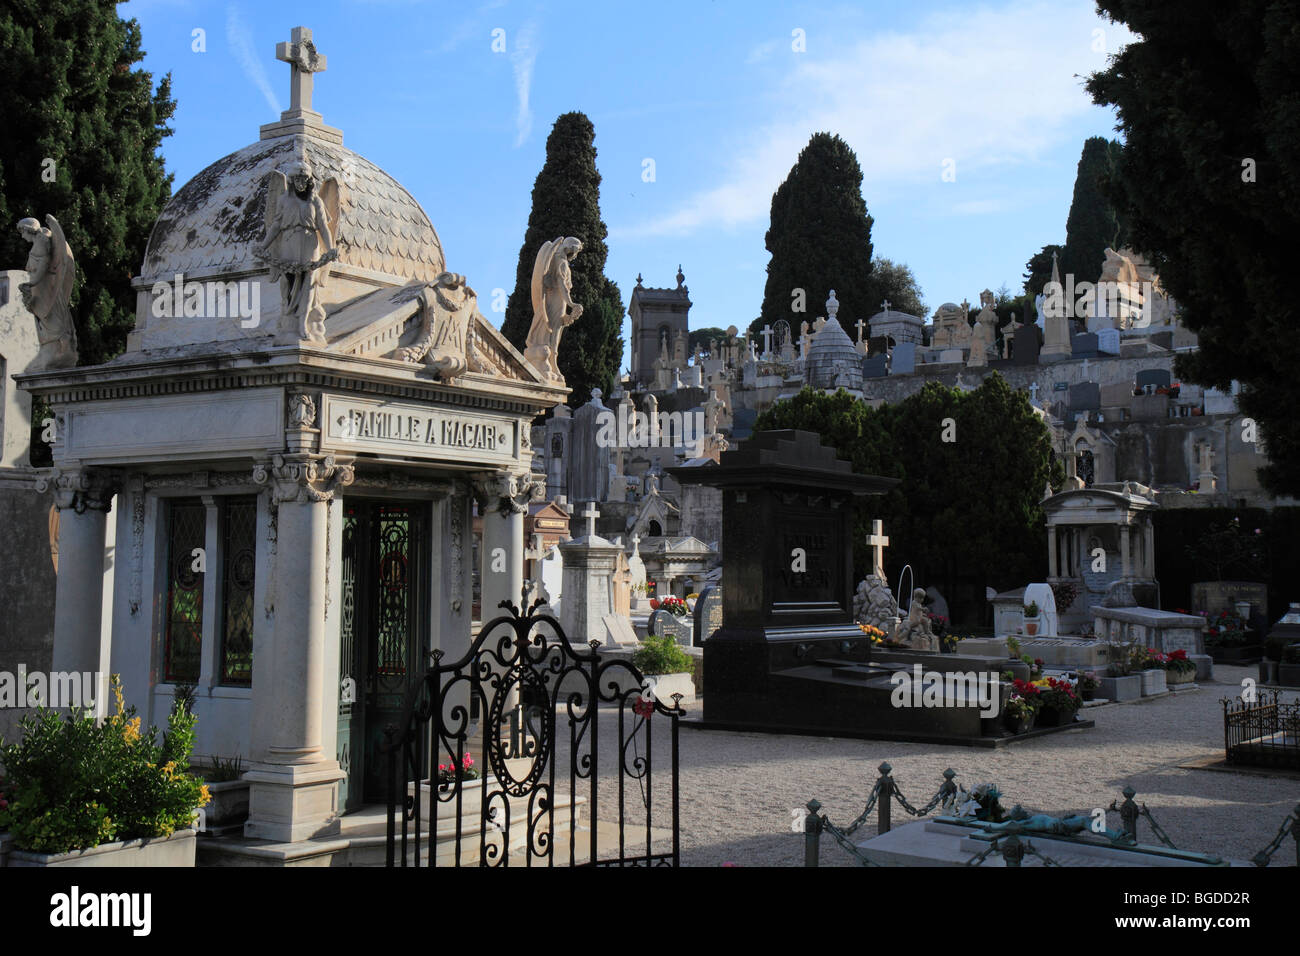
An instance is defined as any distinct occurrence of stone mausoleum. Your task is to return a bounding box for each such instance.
[16,27,563,848]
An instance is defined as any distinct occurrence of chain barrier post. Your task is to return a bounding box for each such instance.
[804,800,823,868]
[876,762,893,835]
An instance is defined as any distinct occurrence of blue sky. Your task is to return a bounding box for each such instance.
[122,0,1130,351]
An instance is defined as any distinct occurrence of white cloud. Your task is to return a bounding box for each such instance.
[226,7,280,116]
[746,38,781,64]
[511,20,540,148]
[613,1,1132,240]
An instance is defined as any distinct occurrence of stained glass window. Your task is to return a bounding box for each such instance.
[163,498,205,683]
[220,497,257,685]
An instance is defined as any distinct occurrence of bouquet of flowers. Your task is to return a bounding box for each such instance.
[1035,676,1081,714]
[1005,693,1037,721]
[1204,610,1249,647]
[857,623,886,645]
[650,595,689,617]
[952,782,1007,823]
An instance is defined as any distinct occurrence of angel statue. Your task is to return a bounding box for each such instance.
[524,237,583,385]
[255,156,340,344]
[16,215,78,369]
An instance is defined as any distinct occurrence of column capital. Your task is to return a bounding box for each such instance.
[471,471,545,516]
[35,467,118,513]
[254,453,354,503]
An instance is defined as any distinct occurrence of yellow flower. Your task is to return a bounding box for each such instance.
[122,716,141,743]
[199,784,212,807]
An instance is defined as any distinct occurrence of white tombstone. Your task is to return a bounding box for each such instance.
[1096,328,1120,355]
[1023,582,1058,637]
[538,545,564,617]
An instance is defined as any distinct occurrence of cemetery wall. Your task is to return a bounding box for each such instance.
[0,474,56,742]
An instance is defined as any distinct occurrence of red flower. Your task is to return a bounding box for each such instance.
[633,697,655,718]
[1169,649,1188,661]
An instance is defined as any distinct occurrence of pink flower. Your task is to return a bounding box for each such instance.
[0,798,8,810]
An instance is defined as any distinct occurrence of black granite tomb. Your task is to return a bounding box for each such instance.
[669,430,1024,743]
[1013,324,1042,366]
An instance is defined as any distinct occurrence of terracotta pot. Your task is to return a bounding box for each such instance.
[1025,619,1039,636]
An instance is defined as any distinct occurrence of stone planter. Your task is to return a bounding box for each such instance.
[1099,675,1141,702]
[1140,669,1167,695]
[1165,667,1195,686]
[196,779,250,836]
[644,671,696,705]
[6,828,196,868]
[1004,714,1033,736]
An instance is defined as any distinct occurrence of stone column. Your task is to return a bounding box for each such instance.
[475,473,539,623]
[245,453,353,843]
[1120,525,1132,581]
[1143,521,1155,579]
[1047,525,1059,579]
[41,469,117,679]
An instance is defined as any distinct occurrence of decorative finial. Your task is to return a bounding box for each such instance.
[636,272,643,287]
[676,264,685,288]
[826,290,839,321]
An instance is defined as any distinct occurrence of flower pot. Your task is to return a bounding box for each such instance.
[1024,619,1039,636]
[1165,667,1195,686]
[1140,669,1167,695]
[5,828,196,868]
[1004,714,1033,735]
[196,779,249,836]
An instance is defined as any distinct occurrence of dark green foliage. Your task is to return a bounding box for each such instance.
[501,112,624,403]
[752,132,874,338]
[0,1,176,365]
[633,633,695,676]
[754,374,1062,625]
[1087,1,1300,496]
[1059,137,1123,286]
[1022,244,1063,297]
[688,326,730,354]
[866,257,926,318]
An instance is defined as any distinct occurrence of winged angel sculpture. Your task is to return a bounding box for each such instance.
[255,157,341,344]
[17,215,78,369]
[524,237,583,385]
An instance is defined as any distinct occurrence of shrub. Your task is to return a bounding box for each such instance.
[633,634,694,675]
[0,676,209,854]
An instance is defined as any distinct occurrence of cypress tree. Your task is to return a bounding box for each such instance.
[753,133,874,338]
[501,112,624,403]
[1059,137,1121,285]
[0,1,176,365]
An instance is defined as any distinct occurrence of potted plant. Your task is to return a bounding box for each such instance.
[1131,647,1169,695]
[1004,636,1031,682]
[632,633,696,704]
[1163,649,1197,686]
[649,595,689,617]
[1078,671,1100,701]
[437,752,481,791]
[0,676,208,867]
[1003,692,1037,735]
[1204,610,1261,663]
[1033,677,1081,727]
[1023,601,1041,636]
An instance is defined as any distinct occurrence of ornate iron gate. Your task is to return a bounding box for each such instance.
[384,600,683,866]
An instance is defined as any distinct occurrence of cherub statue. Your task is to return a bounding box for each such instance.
[893,587,938,651]
[17,215,78,369]
[524,237,583,384]
[255,156,340,344]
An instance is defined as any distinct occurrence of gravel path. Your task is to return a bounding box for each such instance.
[580,666,1300,867]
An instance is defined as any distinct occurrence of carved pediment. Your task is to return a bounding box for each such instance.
[323,280,544,385]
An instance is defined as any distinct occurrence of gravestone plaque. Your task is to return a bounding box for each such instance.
[1096,328,1120,354]
[1071,332,1099,357]
[650,608,693,647]
[891,342,916,375]
[693,585,723,646]
[1135,368,1172,391]
[1012,324,1041,366]
[1068,382,1101,411]
[862,355,888,378]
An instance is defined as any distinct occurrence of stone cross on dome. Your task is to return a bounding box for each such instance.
[277,26,327,115]
[855,318,865,344]
[866,519,890,579]
[881,299,892,313]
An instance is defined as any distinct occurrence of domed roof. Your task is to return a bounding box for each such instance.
[806,317,863,390]
[141,134,445,284]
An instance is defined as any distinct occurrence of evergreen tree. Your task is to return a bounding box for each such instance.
[501,112,624,403]
[1021,244,1063,297]
[0,1,175,365]
[865,257,926,318]
[1088,0,1300,496]
[755,374,1062,625]
[752,133,874,338]
[1059,137,1121,285]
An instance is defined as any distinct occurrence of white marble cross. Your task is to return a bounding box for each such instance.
[1028,382,1039,403]
[582,501,600,538]
[855,318,865,344]
[866,519,890,579]
[631,533,640,553]
[881,299,892,313]
[277,26,328,114]
[762,324,773,356]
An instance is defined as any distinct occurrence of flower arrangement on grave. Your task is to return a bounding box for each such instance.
[1078,671,1100,700]
[437,753,480,787]
[1023,601,1040,618]
[858,623,886,645]
[1204,610,1250,647]
[1034,677,1081,716]
[1004,693,1037,724]
[941,633,960,652]
[633,633,694,675]
[1050,580,1079,613]
[927,612,948,639]
[649,595,689,617]
[0,676,210,855]
[1162,648,1196,683]
[1021,654,1042,679]
[953,782,1007,822]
